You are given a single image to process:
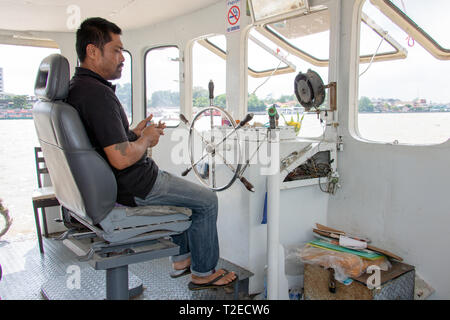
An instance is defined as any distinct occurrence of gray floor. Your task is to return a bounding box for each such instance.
[0,235,254,300]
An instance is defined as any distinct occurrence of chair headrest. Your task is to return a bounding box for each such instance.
[34,54,70,101]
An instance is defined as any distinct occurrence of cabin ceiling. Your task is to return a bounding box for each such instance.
[0,0,221,32]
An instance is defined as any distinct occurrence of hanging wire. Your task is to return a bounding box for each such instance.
[251,52,290,96]
[400,0,415,47]
[359,31,388,77]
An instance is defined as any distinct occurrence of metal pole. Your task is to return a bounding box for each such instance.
[266,130,280,300]
[106,265,129,300]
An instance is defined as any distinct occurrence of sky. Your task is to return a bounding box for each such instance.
[1,0,450,103]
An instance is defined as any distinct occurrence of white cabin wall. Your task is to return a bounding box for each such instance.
[328,0,450,299]
[52,33,77,73]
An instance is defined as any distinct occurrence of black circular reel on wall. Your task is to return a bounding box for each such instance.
[294,69,326,111]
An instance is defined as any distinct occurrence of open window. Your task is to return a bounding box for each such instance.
[253,8,406,67]
[357,0,450,145]
[145,46,180,127]
[370,0,450,60]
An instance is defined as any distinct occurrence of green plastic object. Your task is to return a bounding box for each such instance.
[267,106,277,117]
[308,240,384,260]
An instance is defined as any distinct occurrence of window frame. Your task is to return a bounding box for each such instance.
[259,9,406,67]
[197,34,295,78]
[144,45,181,128]
[370,0,450,60]
[113,49,133,125]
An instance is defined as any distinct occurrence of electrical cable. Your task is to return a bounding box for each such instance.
[251,53,290,96]
[359,31,388,77]
[400,0,415,47]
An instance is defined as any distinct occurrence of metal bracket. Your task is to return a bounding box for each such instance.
[54,228,77,241]
[78,248,96,262]
[325,82,337,112]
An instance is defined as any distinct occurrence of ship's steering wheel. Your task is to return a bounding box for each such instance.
[180,81,254,192]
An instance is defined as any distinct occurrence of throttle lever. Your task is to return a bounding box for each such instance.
[240,176,255,192]
[237,113,254,128]
[208,80,214,101]
[181,167,192,177]
[179,113,189,125]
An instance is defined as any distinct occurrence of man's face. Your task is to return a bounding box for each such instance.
[97,32,125,80]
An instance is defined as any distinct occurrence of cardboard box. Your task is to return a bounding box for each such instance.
[304,261,415,300]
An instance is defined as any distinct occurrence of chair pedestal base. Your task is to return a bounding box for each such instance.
[41,265,143,300]
[106,265,134,300]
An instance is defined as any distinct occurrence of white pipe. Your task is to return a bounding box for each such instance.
[267,130,280,300]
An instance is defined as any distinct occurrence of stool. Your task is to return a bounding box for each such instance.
[32,147,59,253]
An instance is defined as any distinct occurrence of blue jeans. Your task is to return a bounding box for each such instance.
[134,170,219,277]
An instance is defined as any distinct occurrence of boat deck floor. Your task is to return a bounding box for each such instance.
[0,234,254,300]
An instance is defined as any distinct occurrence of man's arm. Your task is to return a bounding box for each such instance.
[104,124,164,170]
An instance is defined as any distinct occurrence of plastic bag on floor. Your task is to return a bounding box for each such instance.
[297,244,391,283]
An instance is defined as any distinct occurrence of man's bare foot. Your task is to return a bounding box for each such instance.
[173,256,191,271]
[191,269,237,286]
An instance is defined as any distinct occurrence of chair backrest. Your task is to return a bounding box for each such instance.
[32,54,117,225]
[34,146,49,188]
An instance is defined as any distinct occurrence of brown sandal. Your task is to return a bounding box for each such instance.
[188,269,238,291]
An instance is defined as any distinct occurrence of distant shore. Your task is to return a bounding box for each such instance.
[358,110,450,114]
[0,117,33,120]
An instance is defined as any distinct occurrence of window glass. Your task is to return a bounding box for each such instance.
[192,35,227,112]
[250,0,308,22]
[357,0,450,144]
[265,10,330,61]
[248,30,289,73]
[359,20,397,57]
[247,11,330,138]
[111,50,132,124]
[145,46,180,127]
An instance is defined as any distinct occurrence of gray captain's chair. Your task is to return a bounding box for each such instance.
[32,54,192,299]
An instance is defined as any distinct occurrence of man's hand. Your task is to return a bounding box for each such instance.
[156,120,166,131]
[104,117,166,170]
[142,122,165,148]
[104,119,164,170]
[131,114,154,137]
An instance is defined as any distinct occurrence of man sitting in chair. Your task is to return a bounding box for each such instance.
[66,17,236,291]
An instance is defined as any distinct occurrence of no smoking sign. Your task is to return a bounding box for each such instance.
[227,0,241,33]
[228,6,240,25]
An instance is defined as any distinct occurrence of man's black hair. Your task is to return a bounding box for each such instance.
[76,17,122,62]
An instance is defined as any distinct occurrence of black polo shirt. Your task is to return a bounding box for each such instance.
[66,67,158,206]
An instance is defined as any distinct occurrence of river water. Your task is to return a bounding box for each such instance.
[0,113,449,240]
